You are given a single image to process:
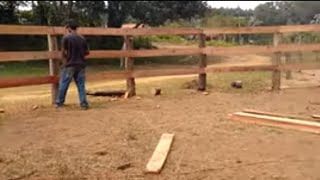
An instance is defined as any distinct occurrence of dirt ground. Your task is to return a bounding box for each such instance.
[1,88,320,180]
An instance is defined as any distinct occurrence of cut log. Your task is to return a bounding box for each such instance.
[151,88,161,96]
[311,114,320,119]
[86,90,126,97]
[146,133,174,174]
[229,112,320,134]
[242,109,313,121]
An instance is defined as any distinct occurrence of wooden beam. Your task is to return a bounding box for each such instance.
[0,76,58,88]
[198,33,207,91]
[243,109,315,121]
[146,133,174,174]
[125,36,136,97]
[3,24,320,36]
[47,35,59,104]
[89,48,202,59]
[229,112,320,134]
[311,114,320,119]
[0,51,57,62]
[205,44,320,56]
[0,25,201,36]
[3,43,320,62]
[204,24,320,35]
[0,25,52,35]
[272,33,281,91]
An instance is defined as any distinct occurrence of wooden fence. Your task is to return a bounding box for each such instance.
[1,24,320,103]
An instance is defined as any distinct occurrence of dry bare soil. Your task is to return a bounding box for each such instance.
[1,88,320,179]
[1,54,320,179]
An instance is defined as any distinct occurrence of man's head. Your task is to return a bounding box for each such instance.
[64,19,79,32]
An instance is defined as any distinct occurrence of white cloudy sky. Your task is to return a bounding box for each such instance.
[207,1,271,9]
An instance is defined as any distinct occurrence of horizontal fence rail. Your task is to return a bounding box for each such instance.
[2,44,320,62]
[2,24,320,36]
[1,24,320,103]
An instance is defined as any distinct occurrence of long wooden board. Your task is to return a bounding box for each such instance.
[2,24,320,36]
[3,43,320,62]
[243,109,315,121]
[0,25,201,36]
[0,76,58,88]
[204,24,320,35]
[146,133,174,174]
[205,44,320,56]
[230,112,320,134]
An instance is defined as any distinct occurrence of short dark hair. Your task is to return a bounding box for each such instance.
[64,19,79,30]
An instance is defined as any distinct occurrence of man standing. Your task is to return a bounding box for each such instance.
[56,19,90,110]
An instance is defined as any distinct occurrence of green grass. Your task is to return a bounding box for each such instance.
[207,72,271,93]
[150,35,194,45]
[206,40,238,47]
[0,62,49,78]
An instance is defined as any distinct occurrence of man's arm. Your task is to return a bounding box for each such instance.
[84,40,90,57]
[61,36,68,65]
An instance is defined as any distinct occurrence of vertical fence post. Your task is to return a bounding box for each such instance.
[198,32,207,91]
[124,36,136,97]
[285,52,292,80]
[272,33,282,91]
[47,35,59,104]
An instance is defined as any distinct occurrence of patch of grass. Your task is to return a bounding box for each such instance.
[87,71,271,96]
[0,61,48,78]
[206,40,238,47]
[150,35,194,45]
[207,72,271,93]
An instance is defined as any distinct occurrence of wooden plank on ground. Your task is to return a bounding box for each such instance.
[243,109,314,121]
[311,114,320,119]
[229,112,320,134]
[146,133,174,174]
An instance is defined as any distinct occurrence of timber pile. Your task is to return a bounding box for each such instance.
[229,109,320,134]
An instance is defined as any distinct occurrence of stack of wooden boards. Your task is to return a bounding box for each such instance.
[229,109,320,134]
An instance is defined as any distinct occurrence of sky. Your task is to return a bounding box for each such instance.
[207,1,271,10]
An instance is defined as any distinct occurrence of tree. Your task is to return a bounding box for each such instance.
[130,1,208,27]
[0,1,26,24]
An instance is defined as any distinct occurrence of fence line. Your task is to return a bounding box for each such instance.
[1,24,320,103]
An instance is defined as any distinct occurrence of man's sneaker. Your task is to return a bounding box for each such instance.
[55,104,64,109]
[81,105,89,110]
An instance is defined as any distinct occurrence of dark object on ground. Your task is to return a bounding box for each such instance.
[231,80,243,89]
[87,90,126,97]
[152,88,161,96]
[117,163,132,170]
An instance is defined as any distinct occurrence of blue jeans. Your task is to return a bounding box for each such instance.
[56,67,88,107]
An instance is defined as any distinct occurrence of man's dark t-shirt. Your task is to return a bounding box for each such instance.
[61,33,89,68]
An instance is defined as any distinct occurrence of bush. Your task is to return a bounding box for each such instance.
[133,37,153,49]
